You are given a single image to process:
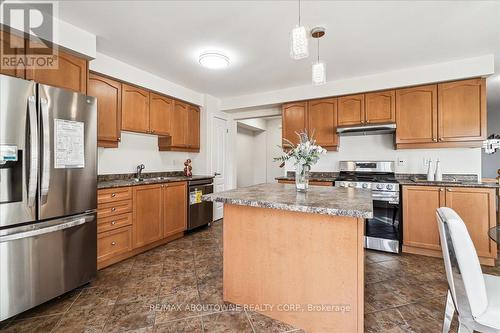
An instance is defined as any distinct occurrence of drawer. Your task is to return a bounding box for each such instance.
[98,187,132,204]
[98,226,132,262]
[98,213,132,233]
[97,200,132,219]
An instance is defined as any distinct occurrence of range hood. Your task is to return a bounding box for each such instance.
[337,123,396,136]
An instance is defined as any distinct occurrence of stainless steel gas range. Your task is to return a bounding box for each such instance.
[335,161,401,253]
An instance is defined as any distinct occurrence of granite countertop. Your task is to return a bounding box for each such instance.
[202,183,373,218]
[98,175,214,189]
[397,179,500,188]
[275,176,336,182]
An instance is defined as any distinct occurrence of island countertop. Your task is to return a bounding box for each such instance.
[203,183,373,218]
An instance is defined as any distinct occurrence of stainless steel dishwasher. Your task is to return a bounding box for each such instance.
[188,179,214,230]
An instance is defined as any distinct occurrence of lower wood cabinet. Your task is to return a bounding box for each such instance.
[132,184,164,248]
[163,182,187,237]
[402,185,497,266]
[97,182,188,269]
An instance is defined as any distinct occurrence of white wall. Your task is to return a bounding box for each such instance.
[236,127,266,187]
[98,132,188,174]
[266,118,284,182]
[283,134,482,176]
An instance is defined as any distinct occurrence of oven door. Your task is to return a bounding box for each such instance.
[365,199,401,253]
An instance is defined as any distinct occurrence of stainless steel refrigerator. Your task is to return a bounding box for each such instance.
[0,74,97,321]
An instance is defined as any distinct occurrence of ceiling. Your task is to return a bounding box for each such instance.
[59,1,500,98]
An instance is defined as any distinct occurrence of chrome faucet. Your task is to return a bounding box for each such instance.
[136,164,145,180]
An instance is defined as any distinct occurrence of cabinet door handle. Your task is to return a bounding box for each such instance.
[446,188,452,192]
[439,188,444,192]
[111,207,116,212]
[433,139,437,142]
[111,221,116,225]
[111,241,116,246]
[118,138,121,142]
[111,193,116,197]
[366,120,370,123]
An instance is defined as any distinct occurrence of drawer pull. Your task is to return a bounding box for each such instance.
[111,207,116,212]
[111,193,116,197]
[111,241,116,246]
[111,221,116,225]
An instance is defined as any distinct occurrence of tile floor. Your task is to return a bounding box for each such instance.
[0,219,499,333]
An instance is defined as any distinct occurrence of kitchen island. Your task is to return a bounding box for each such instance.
[203,183,372,333]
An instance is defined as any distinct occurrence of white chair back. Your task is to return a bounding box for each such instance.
[436,207,488,319]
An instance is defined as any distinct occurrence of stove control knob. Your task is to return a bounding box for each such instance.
[376,184,383,190]
[386,184,393,190]
[362,183,368,189]
[348,183,355,188]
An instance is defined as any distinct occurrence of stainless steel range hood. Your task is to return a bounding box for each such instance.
[337,123,396,136]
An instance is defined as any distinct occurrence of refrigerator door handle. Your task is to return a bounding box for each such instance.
[27,95,38,208]
[40,97,50,204]
[0,214,95,243]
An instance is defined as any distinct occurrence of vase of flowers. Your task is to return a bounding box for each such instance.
[274,131,326,192]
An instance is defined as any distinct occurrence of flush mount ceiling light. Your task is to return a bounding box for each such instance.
[199,51,230,69]
[290,0,309,60]
[311,27,326,85]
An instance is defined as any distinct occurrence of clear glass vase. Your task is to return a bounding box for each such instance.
[295,164,310,192]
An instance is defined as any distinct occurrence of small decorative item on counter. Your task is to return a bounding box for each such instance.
[434,158,442,181]
[427,159,434,181]
[274,131,326,192]
[184,159,192,177]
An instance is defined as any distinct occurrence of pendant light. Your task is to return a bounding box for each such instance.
[290,0,309,60]
[311,27,326,85]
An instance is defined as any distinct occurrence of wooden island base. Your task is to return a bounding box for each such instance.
[223,204,365,333]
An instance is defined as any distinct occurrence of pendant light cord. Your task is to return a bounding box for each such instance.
[298,0,301,25]
[317,38,320,63]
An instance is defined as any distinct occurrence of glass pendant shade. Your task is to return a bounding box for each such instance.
[312,61,326,85]
[290,25,309,60]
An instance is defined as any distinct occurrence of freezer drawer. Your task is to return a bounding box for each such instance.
[0,213,97,321]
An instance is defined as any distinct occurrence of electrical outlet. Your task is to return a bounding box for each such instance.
[423,157,430,167]
[397,158,406,167]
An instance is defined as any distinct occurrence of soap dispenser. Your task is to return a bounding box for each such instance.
[427,159,434,181]
[435,159,442,181]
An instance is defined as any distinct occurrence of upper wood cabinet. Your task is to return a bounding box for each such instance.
[282,102,307,146]
[396,84,437,146]
[0,29,25,78]
[149,92,173,136]
[396,79,485,149]
[132,184,163,248]
[307,98,338,150]
[121,84,150,134]
[170,100,189,147]
[88,73,122,148]
[337,94,365,126]
[402,185,497,266]
[437,78,486,142]
[187,105,200,150]
[162,182,187,237]
[365,90,395,124]
[25,48,88,94]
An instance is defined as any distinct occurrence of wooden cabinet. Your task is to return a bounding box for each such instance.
[365,90,395,124]
[88,73,122,148]
[162,182,187,237]
[0,29,25,78]
[187,105,200,150]
[26,48,88,94]
[98,226,132,264]
[132,184,163,248]
[403,186,443,251]
[444,187,496,261]
[307,98,338,150]
[437,78,486,142]
[121,84,150,133]
[170,100,189,146]
[396,84,437,146]
[282,102,307,146]
[402,185,497,266]
[337,94,365,126]
[149,92,173,136]
[396,79,485,149]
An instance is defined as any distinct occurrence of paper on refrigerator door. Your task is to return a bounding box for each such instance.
[54,119,85,169]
